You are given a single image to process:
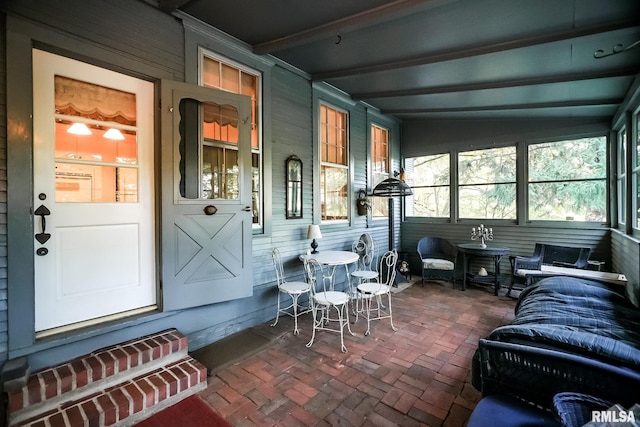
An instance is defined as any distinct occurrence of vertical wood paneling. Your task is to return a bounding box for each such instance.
[0,12,8,362]
[611,230,640,305]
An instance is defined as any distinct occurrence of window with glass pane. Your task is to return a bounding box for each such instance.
[54,76,138,203]
[320,104,348,221]
[459,147,516,219]
[618,129,627,225]
[371,124,389,217]
[528,137,606,222]
[202,53,261,224]
[406,154,450,217]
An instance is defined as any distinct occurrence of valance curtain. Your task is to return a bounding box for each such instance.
[54,76,137,125]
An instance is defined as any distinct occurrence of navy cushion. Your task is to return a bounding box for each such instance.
[468,395,559,427]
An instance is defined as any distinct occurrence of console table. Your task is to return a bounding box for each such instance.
[458,243,510,295]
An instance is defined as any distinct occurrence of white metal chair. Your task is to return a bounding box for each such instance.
[304,257,354,353]
[356,250,399,336]
[271,248,311,335]
[351,233,378,286]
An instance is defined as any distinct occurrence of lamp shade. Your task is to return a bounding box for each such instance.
[103,128,125,140]
[372,178,413,197]
[67,122,92,136]
[307,224,322,239]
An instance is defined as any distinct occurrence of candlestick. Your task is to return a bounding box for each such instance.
[471,224,494,248]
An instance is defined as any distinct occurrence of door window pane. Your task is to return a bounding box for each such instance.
[202,145,239,200]
[54,76,138,203]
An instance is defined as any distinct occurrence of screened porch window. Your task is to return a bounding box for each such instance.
[528,137,606,222]
[458,147,516,220]
[406,153,450,218]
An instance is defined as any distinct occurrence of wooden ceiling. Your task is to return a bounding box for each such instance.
[155,0,640,122]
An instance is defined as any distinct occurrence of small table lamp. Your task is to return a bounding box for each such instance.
[307,224,322,254]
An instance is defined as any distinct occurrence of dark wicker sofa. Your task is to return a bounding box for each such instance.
[472,275,640,408]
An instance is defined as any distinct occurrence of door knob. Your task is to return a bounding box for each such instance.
[203,205,217,215]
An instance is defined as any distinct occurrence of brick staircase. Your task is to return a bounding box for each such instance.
[6,329,207,427]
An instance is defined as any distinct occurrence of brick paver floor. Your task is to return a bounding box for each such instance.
[198,281,516,426]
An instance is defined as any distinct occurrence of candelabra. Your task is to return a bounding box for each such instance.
[471,224,493,248]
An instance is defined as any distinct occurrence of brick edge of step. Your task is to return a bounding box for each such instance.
[14,356,208,427]
[8,329,189,426]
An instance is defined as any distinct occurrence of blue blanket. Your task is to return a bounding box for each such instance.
[487,276,640,370]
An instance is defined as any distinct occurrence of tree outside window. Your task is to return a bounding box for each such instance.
[406,154,450,218]
[459,147,516,219]
[528,137,606,222]
[320,104,349,221]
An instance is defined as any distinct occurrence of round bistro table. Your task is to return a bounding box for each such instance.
[299,250,360,292]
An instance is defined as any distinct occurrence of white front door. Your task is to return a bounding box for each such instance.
[32,50,156,334]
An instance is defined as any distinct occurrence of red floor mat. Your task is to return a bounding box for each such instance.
[134,395,231,427]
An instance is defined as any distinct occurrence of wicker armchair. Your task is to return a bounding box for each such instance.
[417,237,458,285]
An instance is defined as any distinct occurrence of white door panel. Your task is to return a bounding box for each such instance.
[33,50,156,333]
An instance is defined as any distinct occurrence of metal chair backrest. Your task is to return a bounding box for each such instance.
[378,250,398,289]
[272,248,287,286]
[303,258,332,296]
[352,233,377,272]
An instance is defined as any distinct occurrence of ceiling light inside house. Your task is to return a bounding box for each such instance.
[67,122,92,135]
[103,128,125,140]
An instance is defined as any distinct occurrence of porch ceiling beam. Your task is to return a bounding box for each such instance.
[352,67,640,100]
[252,0,452,55]
[312,21,640,80]
[381,98,623,115]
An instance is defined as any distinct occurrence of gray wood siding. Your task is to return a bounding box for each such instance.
[0,12,7,363]
[611,230,640,305]
[401,221,611,281]
[1,0,404,369]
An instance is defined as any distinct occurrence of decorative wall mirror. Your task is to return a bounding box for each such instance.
[286,155,302,219]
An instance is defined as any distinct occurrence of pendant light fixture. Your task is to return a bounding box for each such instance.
[103,128,125,140]
[67,122,92,136]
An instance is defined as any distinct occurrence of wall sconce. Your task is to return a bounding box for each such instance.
[356,189,371,216]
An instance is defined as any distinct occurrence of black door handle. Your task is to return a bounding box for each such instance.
[34,204,51,244]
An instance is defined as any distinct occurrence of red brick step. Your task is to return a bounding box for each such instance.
[7,329,207,427]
